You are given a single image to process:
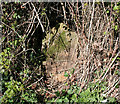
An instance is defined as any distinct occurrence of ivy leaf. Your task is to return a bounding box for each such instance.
[71,94,78,102]
[104,32,107,35]
[41,12,46,16]
[9,90,14,98]
[11,24,15,30]
[113,6,119,11]
[42,8,46,11]
[14,21,17,26]
[13,13,17,18]
[56,99,62,102]
[15,40,17,46]
[64,72,68,77]
[71,68,75,74]
[55,91,60,97]
[106,10,109,13]
[4,71,8,76]
[84,3,88,6]
[2,37,6,40]
[67,89,73,95]
[64,97,69,102]
[17,15,21,18]
[89,97,97,102]
[62,89,66,95]
[50,98,55,102]
[115,25,118,31]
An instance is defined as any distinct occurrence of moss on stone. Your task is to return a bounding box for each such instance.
[42,23,76,60]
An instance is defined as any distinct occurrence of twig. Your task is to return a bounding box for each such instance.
[21,1,30,7]
[99,51,120,82]
[15,48,36,57]
[31,2,45,33]
[37,87,56,96]
[1,21,21,38]
[27,77,43,88]
[61,2,67,24]
[106,79,119,95]
[88,0,95,43]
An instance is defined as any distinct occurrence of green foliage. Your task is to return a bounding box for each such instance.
[0,79,37,103]
[47,81,116,103]
[0,46,37,103]
[41,8,46,16]
[1,2,119,103]
[108,97,116,103]
[20,90,37,103]
[1,80,23,103]
[112,3,120,31]
[13,13,21,19]
[113,5,120,11]
[64,72,69,77]
[0,48,12,74]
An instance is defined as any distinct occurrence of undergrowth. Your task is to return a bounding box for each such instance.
[46,75,116,103]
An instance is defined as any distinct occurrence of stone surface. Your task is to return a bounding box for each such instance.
[42,23,78,83]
